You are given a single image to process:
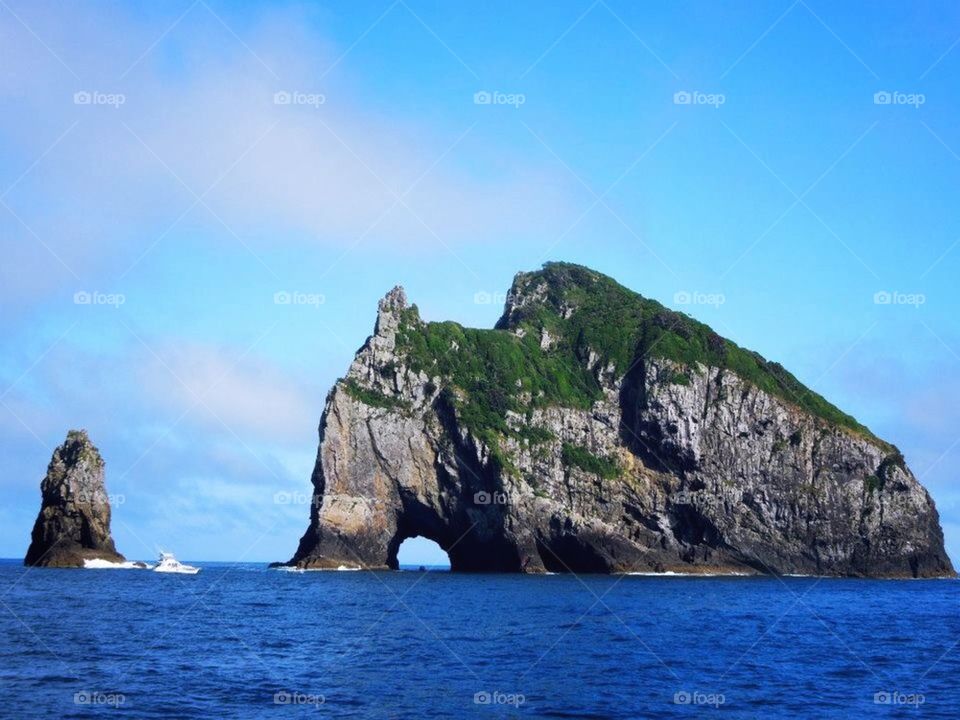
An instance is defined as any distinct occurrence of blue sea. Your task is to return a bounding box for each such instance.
[0,559,958,718]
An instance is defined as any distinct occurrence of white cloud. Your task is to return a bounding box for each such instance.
[0,2,575,304]
[137,340,323,445]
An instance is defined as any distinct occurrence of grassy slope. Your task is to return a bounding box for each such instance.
[392,262,891,464]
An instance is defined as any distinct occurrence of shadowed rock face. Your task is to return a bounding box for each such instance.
[284,264,953,578]
[24,430,125,568]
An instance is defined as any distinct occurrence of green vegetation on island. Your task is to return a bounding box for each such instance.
[389,262,891,473]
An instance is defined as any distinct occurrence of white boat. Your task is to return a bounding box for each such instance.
[153,551,200,575]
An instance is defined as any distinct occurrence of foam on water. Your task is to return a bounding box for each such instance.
[82,558,150,570]
[271,565,362,572]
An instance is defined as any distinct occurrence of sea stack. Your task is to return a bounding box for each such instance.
[24,429,126,567]
[282,263,953,577]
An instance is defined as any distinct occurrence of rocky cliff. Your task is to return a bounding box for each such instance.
[24,430,126,567]
[284,263,953,577]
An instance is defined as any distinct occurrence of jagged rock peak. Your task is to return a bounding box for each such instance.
[496,262,603,330]
[374,285,409,338]
[378,285,408,312]
[24,429,125,568]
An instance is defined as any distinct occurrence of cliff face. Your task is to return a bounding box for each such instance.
[24,430,125,567]
[286,264,952,577]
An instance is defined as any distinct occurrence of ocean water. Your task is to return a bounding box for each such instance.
[0,559,958,718]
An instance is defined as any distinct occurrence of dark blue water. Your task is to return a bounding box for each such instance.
[1,559,958,718]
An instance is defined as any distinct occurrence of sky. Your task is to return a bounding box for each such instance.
[1,1,958,566]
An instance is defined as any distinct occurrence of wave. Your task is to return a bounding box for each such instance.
[83,558,151,570]
[272,564,362,572]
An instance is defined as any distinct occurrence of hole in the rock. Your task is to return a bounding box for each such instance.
[396,536,450,571]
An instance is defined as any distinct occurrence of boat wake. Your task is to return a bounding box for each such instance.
[83,559,151,570]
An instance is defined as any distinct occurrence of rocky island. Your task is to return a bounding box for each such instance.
[281,263,953,577]
[24,429,127,568]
